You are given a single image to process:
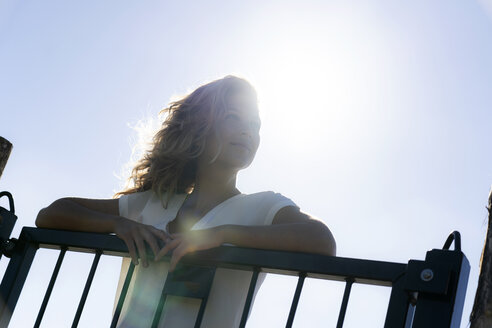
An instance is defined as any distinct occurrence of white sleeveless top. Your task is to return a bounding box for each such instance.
[115,190,297,328]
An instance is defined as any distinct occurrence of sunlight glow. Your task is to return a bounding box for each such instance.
[247,7,397,155]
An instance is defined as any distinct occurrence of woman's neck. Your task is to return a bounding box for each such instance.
[188,167,240,212]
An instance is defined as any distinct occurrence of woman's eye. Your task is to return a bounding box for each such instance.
[225,114,240,121]
[225,113,260,131]
[250,122,261,131]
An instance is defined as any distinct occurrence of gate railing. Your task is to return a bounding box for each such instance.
[0,192,470,327]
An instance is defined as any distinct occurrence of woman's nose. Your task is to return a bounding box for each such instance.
[241,128,251,138]
[241,124,257,139]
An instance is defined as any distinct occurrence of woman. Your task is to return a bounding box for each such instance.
[36,76,336,327]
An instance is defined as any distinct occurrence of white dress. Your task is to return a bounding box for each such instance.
[115,190,297,328]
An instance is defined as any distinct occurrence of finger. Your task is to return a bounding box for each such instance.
[133,234,148,267]
[156,238,181,260]
[170,233,182,239]
[169,245,190,272]
[169,248,184,272]
[140,229,160,259]
[149,227,172,243]
[155,238,181,261]
[122,235,138,266]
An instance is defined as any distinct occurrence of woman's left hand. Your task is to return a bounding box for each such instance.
[154,227,224,271]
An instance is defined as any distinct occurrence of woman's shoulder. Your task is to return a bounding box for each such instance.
[242,191,297,205]
[234,191,298,225]
[119,189,154,203]
[121,189,184,203]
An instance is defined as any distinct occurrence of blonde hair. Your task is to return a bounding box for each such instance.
[116,75,257,206]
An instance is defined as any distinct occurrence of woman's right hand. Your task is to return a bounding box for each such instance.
[36,197,171,268]
[113,217,171,267]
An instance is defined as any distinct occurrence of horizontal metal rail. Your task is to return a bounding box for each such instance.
[0,227,470,328]
[18,227,408,285]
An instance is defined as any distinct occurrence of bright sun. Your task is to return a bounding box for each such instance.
[243,7,397,156]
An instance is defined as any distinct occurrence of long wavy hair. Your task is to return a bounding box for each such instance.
[116,75,257,206]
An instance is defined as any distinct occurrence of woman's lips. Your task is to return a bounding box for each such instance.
[230,142,250,151]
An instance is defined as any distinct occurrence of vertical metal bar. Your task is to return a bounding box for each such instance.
[336,277,354,328]
[71,250,102,328]
[110,262,135,328]
[34,247,67,328]
[404,304,415,328]
[151,292,167,328]
[239,269,259,328]
[0,239,38,328]
[152,265,216,328]
[384,274,411,328]
[191,267,216,328]
[194,298,207,328]
[285,272,306,328]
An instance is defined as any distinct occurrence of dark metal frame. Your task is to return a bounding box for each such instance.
[0,195,470,328]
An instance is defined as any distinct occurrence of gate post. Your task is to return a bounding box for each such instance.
[404,231,470,328]
[0,230,38,328]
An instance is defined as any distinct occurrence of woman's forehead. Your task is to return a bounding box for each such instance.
[226,92,259,114]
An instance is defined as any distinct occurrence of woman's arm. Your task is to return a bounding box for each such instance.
[222,206,336,255]
[36,198,120,233]
[36,198,170,267]
[156,206,336,271]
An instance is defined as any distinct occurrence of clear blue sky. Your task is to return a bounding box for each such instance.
[1,1,491,327]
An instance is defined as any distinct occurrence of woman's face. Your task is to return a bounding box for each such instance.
[200,91,261,171]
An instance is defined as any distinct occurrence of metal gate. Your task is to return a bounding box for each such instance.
[0,191,470,327]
